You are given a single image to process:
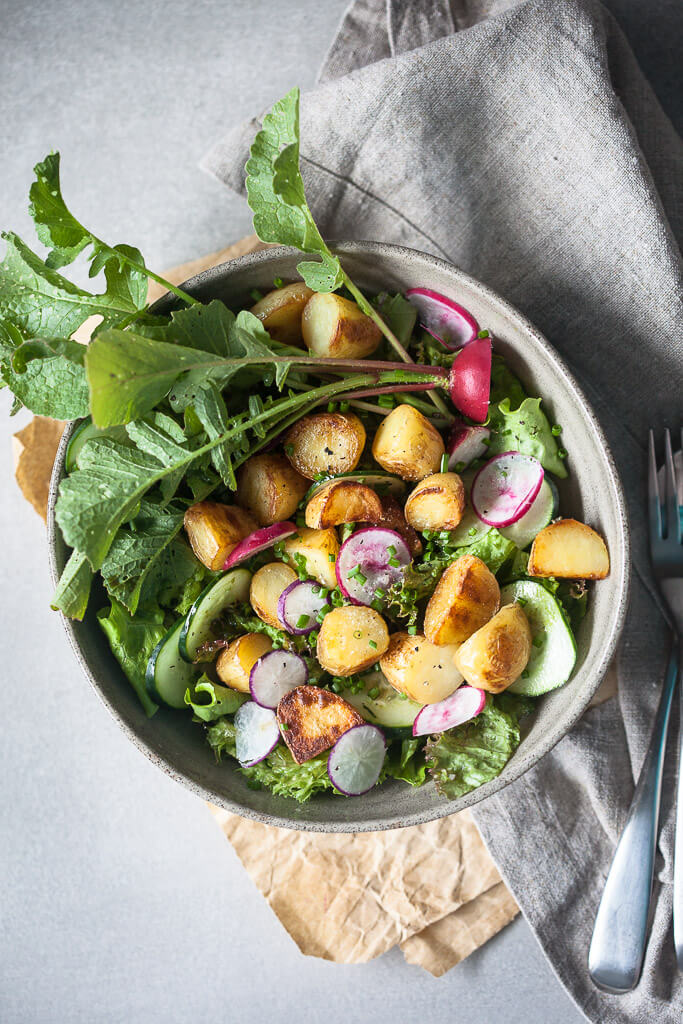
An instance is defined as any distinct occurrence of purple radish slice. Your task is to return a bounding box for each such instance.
[249,650,308,709]
[278,579,330,635]
[471,452,544,528]
[412,685,486,737]
[234,701,280,766]
[336,527,411,606]
[405,287,479,350]
[447,421,491,470]
[223,521,297,570]
[327,724,387,796]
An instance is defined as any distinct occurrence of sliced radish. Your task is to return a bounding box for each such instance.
[449,336,492,422]
[471,451,544,527]
[222,521,297,570]
[234,701,280,766]
[447,420,491,470]
[336,528,411,606]
[405,288,479,350]
[249,650,308,709]
[327,724,387,796]
[277,579,330,635]
[412,685,486,737]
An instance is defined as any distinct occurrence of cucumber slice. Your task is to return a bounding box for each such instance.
[146,620,199,709]
[303,471,406,504]
[65,419,129,473]
[499,478,556,549]
[448,470,491,546]
[344,672,423,728]
[179,569,251,663]
[501,580,576,696]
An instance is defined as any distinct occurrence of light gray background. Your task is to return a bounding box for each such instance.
[1,2,680,1022]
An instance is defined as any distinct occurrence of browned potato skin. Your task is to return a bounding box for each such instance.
[359,493,422,557]
[250,282,314,345]
[283,527,340,589]
[316,606,389,677]
[424,555,500,645]
[528,519,610,579]
[454,604,532,693]
[184,502,258,571]
[371,405,445,481]
[250,562,297,628]
[284,411,366,479]
[236,453,308,526]
[305,480,383,529]
[216,633,273,693]
[404,472,466,532]
[380,632,463,704]
[277,686,364,763]
[301,292,382,359]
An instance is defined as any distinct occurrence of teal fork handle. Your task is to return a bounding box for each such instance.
[589,640,679,993]
[673,638,683,969]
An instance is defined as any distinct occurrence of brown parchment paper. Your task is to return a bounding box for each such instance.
[11,233,529,977]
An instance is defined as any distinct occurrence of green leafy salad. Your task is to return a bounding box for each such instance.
[0,88,610,804]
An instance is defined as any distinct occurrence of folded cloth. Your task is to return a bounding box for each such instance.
[202,1,683,1019]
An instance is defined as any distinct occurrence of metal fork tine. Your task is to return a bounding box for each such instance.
[664,429,681,544]
[648,430,663,544]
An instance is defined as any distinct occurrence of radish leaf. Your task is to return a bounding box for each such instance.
[50,549,93,620]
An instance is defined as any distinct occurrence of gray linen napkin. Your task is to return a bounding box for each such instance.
[202,1,683,1019]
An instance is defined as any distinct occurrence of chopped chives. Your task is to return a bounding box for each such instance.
[296,614,310,628]
[339,401,349,413]
[440,454,448,473]
[551,424,562,436]
[368,639,378,650]
[386,544,397,556]
[368,687,380,699]
[468,526,477,536]
[273,276,284,288]
[407,625,417,635]
[388,556,400,568]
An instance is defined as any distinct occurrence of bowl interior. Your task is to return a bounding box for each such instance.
[48,242,629,831]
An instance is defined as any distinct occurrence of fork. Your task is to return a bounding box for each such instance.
[589,429,683,992]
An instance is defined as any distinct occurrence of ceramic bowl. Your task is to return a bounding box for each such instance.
[47,242,629,831]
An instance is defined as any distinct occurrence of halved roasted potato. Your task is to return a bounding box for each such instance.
[454,603,532,693]
[404,472,466,532]
[250,282,314,345]
[424,554,500,645]
[371,404,445,481]
[250,561,297,628]
[236,453,308,526]
[216,633,273,693]
[277,685,364,763]
[316,606,389,677]
[284,411,366,479]
[184,501,257,571]
[527,519,610,579]
[305,480,383,529]
[301,292,381,359]
[380,632,463,704]
[283,526,340,589]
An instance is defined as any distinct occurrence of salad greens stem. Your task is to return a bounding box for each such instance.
[113,252,200,308]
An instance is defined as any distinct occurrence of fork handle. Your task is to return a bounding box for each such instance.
[588,640,679,993]
[673,638,683,969]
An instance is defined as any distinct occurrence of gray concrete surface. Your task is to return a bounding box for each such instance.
[1,1,679,1021]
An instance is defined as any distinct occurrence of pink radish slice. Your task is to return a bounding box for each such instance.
[234,701,280,766]
[412,686,486,737]
[448,336,492,422]
[222,521,297,570]
[471,451,544,527]
[278,580,330,635]
[327,724,387,796]
[249,650,308,709]
[447,420,491,469]
[336,528,411,606]
[405,288,479,350]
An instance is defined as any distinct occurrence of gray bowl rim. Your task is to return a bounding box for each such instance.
[47,240,630,832]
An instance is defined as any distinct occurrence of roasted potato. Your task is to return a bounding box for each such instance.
[284,411,366,479]
[184,501,257,571]
[528,519,610,579]
[424,555,500,645]
[250,282,314,345]
[301,292,381,359]
[236,453,308,526]
[454,604,532,693]
[305,480,383,529]
[277,685,364,763]
[359,492,422,557]
[371,404,445,481]
[404,472,466,532]
[380,632,463,704]
[250,561,297,628]
[316,606,389,677]
[283,527,340,589]
[216,633,273,693]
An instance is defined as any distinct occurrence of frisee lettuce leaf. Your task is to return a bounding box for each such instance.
[488,396,567,478]
[384,738,427,786]
[185,677,247,722]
